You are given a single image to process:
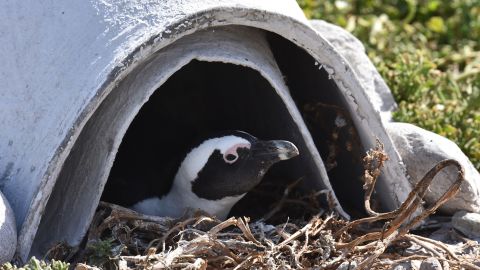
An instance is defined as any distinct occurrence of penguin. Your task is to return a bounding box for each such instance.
[130,131,299,219]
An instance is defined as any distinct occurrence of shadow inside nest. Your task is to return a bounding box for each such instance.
[230,176,331,225]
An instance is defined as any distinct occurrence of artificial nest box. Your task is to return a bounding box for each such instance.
[0,0,413,260]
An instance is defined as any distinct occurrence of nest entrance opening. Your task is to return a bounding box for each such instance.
[102,60,308,219]
[101,32,371,220]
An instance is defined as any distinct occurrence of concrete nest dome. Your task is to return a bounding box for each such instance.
[0,0,414,260]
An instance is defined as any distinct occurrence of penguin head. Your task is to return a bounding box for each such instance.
[174,131,299,201]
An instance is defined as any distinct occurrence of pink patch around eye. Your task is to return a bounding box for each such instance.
[224,143,250,163]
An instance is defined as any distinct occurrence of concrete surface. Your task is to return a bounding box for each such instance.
[0,192,16,264]
[452,211,480,239]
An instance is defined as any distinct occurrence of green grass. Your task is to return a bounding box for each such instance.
[298,0,480,170]
[1,257,69,270]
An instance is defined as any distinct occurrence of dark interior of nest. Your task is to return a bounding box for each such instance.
[101,33,370,223]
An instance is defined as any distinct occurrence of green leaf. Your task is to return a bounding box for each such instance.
[427,16,446,33]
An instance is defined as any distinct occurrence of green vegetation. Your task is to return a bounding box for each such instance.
[1,257,69,270]
[298,0,480,170]
[83,239,124,269]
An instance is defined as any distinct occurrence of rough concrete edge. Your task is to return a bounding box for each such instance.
[309,19,397,121]
[307,19,411,211]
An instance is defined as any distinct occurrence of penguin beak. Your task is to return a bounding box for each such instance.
[251,140,299,163]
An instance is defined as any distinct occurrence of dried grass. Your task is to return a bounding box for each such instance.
[48,142,479,270]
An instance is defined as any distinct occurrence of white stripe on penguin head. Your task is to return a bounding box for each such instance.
[174,135,251,188]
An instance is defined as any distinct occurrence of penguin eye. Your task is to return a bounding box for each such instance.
[223,143,250,164]
[225,154,238,163]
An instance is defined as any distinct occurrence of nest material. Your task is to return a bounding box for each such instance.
[47,142,479,270]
